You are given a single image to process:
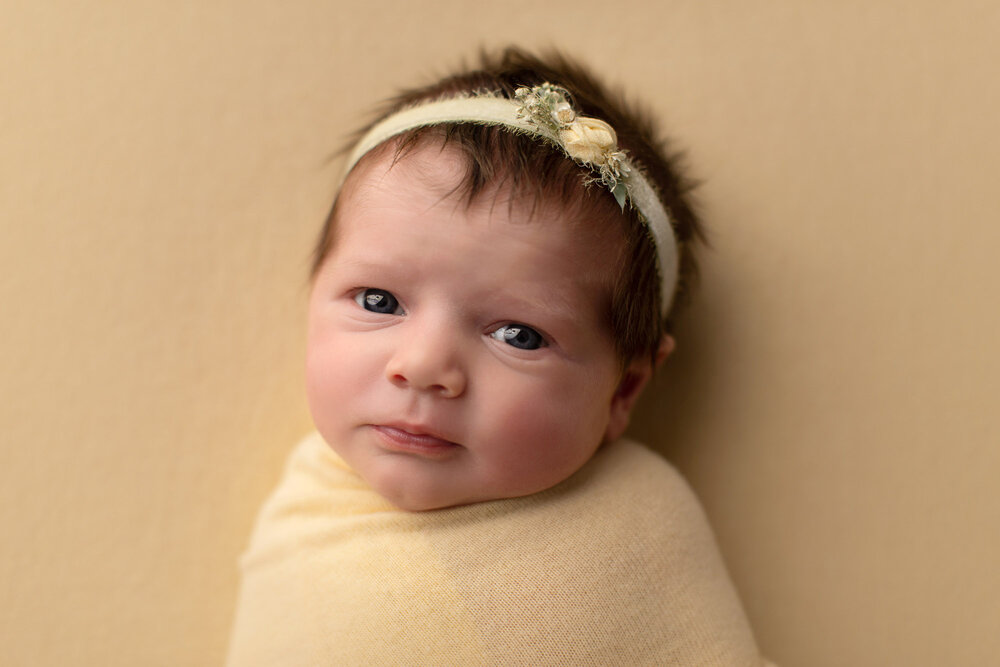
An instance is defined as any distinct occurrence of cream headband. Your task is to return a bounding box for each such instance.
[341,84,679,311]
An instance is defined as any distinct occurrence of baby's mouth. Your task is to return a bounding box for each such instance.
[371,424,461,457]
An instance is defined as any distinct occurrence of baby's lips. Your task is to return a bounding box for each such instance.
[371,423,463,457]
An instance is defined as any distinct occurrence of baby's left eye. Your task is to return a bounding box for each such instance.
[354,288,404,315]
[490,324,546,350]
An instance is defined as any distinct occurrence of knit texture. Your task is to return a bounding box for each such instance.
[226,433,770,666]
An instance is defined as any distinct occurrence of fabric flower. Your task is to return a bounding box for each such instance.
[558,117,618,165]
[551,102,575,125]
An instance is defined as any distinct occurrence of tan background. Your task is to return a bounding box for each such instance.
[2,1,998,664]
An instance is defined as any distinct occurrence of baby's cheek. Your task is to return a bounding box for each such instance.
[304,347,354,426]
[486,381,555,432]
[482,388,602,490]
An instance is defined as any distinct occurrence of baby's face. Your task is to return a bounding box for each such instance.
[306,143,634,511]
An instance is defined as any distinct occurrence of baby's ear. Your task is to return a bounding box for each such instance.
[604,335,675,442]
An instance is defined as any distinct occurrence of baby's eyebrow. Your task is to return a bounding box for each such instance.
[332,258,397,273]
[489,289,584,325]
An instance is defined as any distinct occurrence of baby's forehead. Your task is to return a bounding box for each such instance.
[339,139,618,239]
[341,141,467,206]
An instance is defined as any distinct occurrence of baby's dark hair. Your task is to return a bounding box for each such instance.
[312,46,703,366]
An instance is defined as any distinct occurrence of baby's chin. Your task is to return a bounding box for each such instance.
[359,449,592,512]
[374,479,549,512]
[377,485,498,512]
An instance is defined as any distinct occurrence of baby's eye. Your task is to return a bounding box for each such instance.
[490,324,546,350]
[354,288,403,315]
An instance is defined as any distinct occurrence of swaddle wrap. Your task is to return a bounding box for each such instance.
[226,433,768,666]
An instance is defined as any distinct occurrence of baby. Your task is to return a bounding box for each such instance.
[227,48,770,666]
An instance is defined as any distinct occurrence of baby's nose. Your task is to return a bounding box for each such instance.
[384,326,467,398]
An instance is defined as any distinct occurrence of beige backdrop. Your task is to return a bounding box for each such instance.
[3,1,998,665]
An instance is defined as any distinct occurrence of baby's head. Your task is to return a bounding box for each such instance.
[306,48,701,511]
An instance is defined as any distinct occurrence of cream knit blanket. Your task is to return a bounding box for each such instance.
[226,432,769,666]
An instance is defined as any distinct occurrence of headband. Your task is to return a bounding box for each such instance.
[341,84,679,311]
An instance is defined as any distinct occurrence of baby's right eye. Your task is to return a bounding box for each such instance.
[354,288,404,315]
[489,323,546,350]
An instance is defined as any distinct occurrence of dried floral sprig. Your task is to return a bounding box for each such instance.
[514,84,631,208]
